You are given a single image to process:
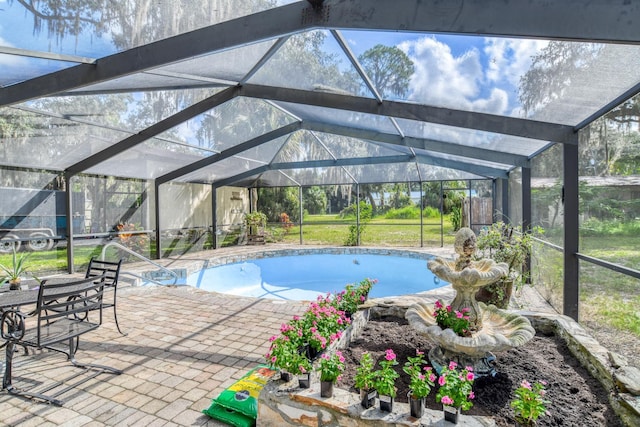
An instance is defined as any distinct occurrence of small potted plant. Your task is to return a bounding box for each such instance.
[372,348,399,412]
[436,361,475,424]
[403,349,436,418]
[244,211,267,245]
[317,350,345,398]
[354,352,377,408]
[511,379,550,426]
[0,246,31,290]
[474,222,542,308]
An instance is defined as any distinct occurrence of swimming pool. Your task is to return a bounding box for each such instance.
[186,252,447,300]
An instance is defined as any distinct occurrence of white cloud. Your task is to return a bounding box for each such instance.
[399,36,509,115]
[484,38,549,88]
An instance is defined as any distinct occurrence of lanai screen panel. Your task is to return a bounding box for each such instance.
[395,118,550,157]
[0,107,130,171]
[339,30,640,126]
[85,139,215,180]
[248,30,373,98]
[153,97,296,153]
[0,55,80,87]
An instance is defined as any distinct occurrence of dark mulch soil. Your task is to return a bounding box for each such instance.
[336,316,622,427]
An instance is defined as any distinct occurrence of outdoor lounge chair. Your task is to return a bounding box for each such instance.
[85,258,125,334]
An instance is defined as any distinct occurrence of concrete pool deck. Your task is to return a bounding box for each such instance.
[0,245,558,426]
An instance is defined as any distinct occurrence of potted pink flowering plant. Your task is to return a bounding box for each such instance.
[403,349,436,418]
[318,350,345,398]
[436,361,475,424]
[372,348,399,412]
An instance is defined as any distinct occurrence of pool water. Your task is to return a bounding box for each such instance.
[186,253,447,300]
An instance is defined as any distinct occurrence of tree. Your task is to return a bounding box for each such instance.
[358,45,415,98]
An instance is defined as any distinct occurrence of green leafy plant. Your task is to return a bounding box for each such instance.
[402,349,436,399]
[244,211,267,235]
[354,352,377,391]
[373,349,399,397]
[433,300,472,337]
[318,350,345,382]
[0,246,31,289]
[475,221,543,290]
[265,335,310,375]
[511,380,550,426]
[332,278,376,315]
[435,361,475,410]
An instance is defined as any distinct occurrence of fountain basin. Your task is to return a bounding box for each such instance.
[405,301,535,358]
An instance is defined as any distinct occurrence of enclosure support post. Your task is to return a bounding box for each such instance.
[440,181,444,247]
[299,186,303,245]
[564,138,580,321]
[212,186,218,250]
[356,184,360,246]
[154,181,161,259]
[499,178,509,222]
[64,172,74,274]
[522,167,532,281]
[419,182,424,248]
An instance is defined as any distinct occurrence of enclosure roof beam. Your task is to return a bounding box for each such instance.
[3,0,639,107]
[212,153,501,188]
[302,120,530,168]
[66,86,238,176]
[238,84,575,144]
[156,121,302,185]
[413,154,507,179]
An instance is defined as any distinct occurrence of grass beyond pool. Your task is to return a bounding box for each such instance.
[186,253,447,300]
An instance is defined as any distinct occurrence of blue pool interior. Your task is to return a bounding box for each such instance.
[181,253,447,301]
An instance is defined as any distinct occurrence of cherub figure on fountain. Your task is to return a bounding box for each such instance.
[406,227,535,377]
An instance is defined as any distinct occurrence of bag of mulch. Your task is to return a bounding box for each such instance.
[203,402,255,427]
[203,365,276,426]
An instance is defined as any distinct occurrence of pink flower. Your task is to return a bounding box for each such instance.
[469,391,475,399]
[418,374,425,380]
[435,300,443,309]
[416,349,424,356]
[429,373,437,382]
[438,376,446,386]
[466,372,475,381]
[520,380,531,390]
[446,305,452,312]
[441,395,454,405]
[385,349,396,361]
[269,335,277,342]
[271,356,276,363]
[292,315,300,321]
[448,361,458,370]
[456,311,464,319]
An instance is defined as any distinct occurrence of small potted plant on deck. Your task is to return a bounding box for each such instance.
[354,352,377,408]
[317,350,345,398]
[372,348,399,412]
[0,246,31,290]
[244,211,267,245]
[403,349,436,418]
[435,361,475,424]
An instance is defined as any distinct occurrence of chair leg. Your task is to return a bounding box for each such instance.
[67,337,122,375]
[112,289,127,336]
[3,342,64,406]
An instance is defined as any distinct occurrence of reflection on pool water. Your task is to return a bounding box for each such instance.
[186,253,447,300]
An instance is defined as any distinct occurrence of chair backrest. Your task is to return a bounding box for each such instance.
[85,258,122,288]
[35,273,106,347]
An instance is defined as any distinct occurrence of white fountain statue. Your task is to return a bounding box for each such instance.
[406,227,535,376]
